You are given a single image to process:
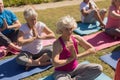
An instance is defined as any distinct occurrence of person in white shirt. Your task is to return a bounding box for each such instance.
[80,0,107,28]
[16,7,55,70]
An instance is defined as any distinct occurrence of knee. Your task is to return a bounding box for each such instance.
[102,8,107,14]
[95,64,103,73]
[16,55,28,66]
[46,50,53,58]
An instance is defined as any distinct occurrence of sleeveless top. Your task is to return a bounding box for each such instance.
[55,36,78,71]
[106,5,120,28]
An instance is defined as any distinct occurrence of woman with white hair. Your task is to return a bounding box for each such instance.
[52,15,102,80]
[16,7,55,70]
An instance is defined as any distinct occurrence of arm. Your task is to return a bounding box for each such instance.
[52,40,76,68]
[2,19,21,30]
[0,18,7,31]
[17,31,36,45]
[110,10,120,18]
[89,0,99,10]
[7,20,21,29]
[80,2,93,16]
[81,8,93,16]
[8,10,21,29]
[74,35,96,58]
[38,26,55,39]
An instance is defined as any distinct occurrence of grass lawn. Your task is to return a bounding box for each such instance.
[1,0,118,80]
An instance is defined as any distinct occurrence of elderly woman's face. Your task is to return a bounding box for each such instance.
[26,15,37,27]
[62,27,73,36]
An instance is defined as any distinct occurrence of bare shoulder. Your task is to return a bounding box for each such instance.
[72,35,84,41]
[53,38,62,52]
[53,39,60,46]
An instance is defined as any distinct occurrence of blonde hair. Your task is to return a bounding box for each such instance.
[24,7,38,19]
[56,15,77,34]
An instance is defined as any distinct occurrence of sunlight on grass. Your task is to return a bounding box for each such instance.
[12,0,117,80]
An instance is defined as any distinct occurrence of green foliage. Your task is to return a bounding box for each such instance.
[3,0,63,7]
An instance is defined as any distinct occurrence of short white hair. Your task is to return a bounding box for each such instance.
[56,15,77,34]
[0,0,3,4]
[24,7,38,19]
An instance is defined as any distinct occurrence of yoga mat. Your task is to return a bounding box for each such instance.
[42,39,56,46]
[83,31,120,51]
[0,57,52,80]
[38,61,112,80]
[100,50,120,69]
[74,18,107,36]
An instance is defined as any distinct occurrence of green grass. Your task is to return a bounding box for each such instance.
[1,0,118,80]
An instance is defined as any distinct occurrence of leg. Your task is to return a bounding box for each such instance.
[105,28,120,39]
[84,10,97,24]
[70,63,103,80]
[0,32,21,51]
[16,51,32,66]
[8,43,21,51]
[25,46,53,68]
[0,32,11,46]
[34,45,53,60]
[53,71,73,80]
[94,10,105,28]
[16,51,50,70]
[99,9,107,20]
[31,45,53,67]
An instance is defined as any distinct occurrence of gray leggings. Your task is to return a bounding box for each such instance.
[105,28,120,38]
[53,63,103,80]
[16,45,52,66]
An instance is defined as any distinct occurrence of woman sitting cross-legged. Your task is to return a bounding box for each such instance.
[16,7,55,70]
[104,0,120,39]
[52,15,103,80]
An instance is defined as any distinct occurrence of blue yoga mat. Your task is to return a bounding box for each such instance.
[100,50,120,69]
[74,18,107,36]
[38,73,112,80]
[38,61,112,80]
[0,57,52,80]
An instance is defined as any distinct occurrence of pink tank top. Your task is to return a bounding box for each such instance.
[55,36,78,71]
[106,6,120,28]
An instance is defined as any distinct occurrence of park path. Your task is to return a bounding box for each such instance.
[5,0,103,12]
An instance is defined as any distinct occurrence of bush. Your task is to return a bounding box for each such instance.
[3,0,64,7]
